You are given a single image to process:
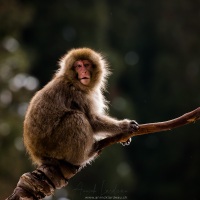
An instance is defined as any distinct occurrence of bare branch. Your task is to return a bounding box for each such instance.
[6,163,80,200]
[94,107,200,151]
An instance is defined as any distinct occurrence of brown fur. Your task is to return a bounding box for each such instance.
[23,48,137,167]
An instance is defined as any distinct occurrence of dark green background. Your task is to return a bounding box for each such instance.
[0,0,200,199]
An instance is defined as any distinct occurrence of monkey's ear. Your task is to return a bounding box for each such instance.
[57,52,75,76]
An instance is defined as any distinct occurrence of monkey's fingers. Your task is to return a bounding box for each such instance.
[121,138,132,146]
[130,120,139,132]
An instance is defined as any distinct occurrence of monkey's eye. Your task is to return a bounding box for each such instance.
[74,64,81,71]
[75,64,81,68]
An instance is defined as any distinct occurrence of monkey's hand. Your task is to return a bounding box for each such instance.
[120,120,139,133]
[120,120,139,146]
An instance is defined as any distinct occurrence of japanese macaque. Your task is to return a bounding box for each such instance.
[23,48,138,168]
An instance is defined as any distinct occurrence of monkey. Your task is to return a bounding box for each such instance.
[23,48,138,170]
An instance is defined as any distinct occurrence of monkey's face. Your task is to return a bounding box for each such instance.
[58,48,110,90]
[74,60,92,86]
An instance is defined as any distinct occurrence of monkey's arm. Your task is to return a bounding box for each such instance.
[91,114,138,135]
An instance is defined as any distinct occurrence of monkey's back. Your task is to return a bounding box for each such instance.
[23,78,95,166]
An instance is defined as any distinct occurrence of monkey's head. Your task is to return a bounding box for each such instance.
[57,48,110,91]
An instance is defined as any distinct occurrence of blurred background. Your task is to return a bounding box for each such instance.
[0,0,200,199]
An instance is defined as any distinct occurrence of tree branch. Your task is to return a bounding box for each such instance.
[94,107,200,151]
[6,163,80,200]
[6,107,200,199]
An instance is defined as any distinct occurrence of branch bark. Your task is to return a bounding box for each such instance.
[6,163,80,200]
[94,107,200,151]
[6,107,200,200]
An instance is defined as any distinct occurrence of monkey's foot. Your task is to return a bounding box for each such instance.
[121,138,132,146]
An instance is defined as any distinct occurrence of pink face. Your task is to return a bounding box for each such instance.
[74,60,92,85]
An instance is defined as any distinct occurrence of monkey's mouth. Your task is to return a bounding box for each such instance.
[79,77,90,85]
[80,77,90,80]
